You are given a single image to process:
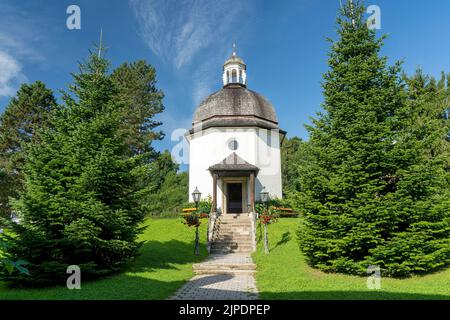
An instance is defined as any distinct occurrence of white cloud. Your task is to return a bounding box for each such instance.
[191,59,217,106]
[130,0,254,134]
[129,0,249,69]
[0,51,26,97]
[0,3,45,97]
[0,32,43,62]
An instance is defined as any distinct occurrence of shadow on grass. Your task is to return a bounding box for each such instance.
[0,239,209,300]
[272,231,291,250]
[125,239,208,273]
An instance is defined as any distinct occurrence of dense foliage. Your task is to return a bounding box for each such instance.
[0,82,56,221]
[111,60,164,157]
[183,197,212,215]
[0,237,29,278]
[0,50,164,286]
[295,0,450,277]
[144,151,189,216]
[281,137,303,196]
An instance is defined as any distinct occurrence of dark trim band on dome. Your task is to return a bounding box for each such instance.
[223,83,247,89]
[187,116,287,135]
[195,114,279,126]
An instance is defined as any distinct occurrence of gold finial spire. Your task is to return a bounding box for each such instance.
[232,42,237,56]
[98,28,103,58]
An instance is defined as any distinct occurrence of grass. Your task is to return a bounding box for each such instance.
[252,218,450,300]
[3,217,449,300]
[0,218,208,300]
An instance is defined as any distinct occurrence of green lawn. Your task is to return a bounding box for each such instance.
[3,217,450,300]
[253,218,450,300]
[0,218,208,300]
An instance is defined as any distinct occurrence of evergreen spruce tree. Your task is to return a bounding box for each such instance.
[281,137,303,196]
[0,82,56,220]
[111,61,165,157]
[405,69,450,166]
[2,50,151,286]
[296,0,450,277]
[144,151,189,216]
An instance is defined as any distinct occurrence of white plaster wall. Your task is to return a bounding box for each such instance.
[187,127,282,210]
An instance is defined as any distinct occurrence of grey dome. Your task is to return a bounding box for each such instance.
[193,84,278,129]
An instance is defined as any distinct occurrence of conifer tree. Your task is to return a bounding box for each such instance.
[296,0,450,277]
[111,61,164,157]
[2,50,152,286]
[0,81,56,220]
[405,69,450,173]
[281,137,303,196]
[144,151,189,216]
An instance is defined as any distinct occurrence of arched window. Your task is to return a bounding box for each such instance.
[228,139,239,151]
[231,69,238,83]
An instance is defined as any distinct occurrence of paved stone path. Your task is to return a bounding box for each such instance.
[196,253,254,267]
[168,253,259,300]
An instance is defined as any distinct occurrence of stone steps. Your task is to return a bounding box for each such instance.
[211,245,252,249]
[212,236,252,241]
[216,222,250,225]
[211,244,253,250]
[193,269,256,275]
[193,263,256,271]
[215,227,251,231]
[215,226,251,230]
[215,226,252,230]
[211,240,253,245]
[219,222,250,224]
[217,220,251,224]
[209,214,254,254]
[213,231,251,236]
[210,246,253,253]
[210,249,253,254]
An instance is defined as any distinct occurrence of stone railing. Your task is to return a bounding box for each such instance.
[249,211,258,252]
[206,211,218,254]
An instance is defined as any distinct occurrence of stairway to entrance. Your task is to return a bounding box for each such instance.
[170,214,259,300]
[193,213,256,276]
[210,213,254,254]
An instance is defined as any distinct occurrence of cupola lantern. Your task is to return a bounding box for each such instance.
[222,43,247,87]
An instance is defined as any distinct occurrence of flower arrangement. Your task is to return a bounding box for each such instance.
[182,213,201,227]
[259,208,278,225]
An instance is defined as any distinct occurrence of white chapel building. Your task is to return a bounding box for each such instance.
[186,48,285,214]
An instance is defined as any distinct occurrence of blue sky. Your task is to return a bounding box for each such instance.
[1,0,450,164]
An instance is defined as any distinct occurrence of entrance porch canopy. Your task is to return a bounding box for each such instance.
[208,153,259,213]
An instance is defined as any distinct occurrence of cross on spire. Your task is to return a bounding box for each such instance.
[97,28,108,58]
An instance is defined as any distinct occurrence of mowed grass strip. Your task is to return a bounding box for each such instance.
[0,218,207,300]
[252,218,450,300]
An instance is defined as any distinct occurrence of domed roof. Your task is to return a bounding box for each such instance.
[223,55,246,67]
[192,84,278,129]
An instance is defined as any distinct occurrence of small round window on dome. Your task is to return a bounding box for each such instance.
[228,139,239,151]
